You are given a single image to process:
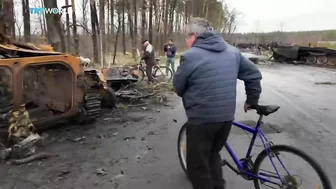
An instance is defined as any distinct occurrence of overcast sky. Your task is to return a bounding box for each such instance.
[18,0,336,34]
[226,0,336,33]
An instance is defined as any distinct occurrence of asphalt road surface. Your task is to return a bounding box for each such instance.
[1,63,336,189]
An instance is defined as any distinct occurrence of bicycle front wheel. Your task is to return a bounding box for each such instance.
[153,66,173,82]
[253,145,331,189]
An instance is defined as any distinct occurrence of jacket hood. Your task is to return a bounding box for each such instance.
[192,30,227,52]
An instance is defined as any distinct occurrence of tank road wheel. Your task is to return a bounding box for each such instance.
[99,87,117,108]
[316,56,328,65]
[76,89,102,124]
[306,55,317,65]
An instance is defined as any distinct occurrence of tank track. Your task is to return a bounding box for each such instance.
[83,89,101,120]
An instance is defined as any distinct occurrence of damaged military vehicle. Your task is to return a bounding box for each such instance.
[0,40,117,133]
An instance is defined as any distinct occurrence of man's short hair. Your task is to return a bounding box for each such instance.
[186,17,213,36]
[168,39,173,42]
[142,40,149,44]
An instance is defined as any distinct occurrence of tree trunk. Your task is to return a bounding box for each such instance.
[0,0,15,37]
[44,0,66,52]
[107,0,110,39]
[127,0,136,58]
[122,0,126,54]
[154,0,160,49]
[141,0,146,41]
[112,10,122,65]
[133,0,138,48]
[110,0,114,36]
[81,0,89,35]
[22,0,31,42]
[148,0,153,43]
[99,0,105,64]
[90,0,100,64]
[71,0,79,54]
[65,0,71,52]
[163,0,168,41]
[40,0,47,36]
[184,0,188,24]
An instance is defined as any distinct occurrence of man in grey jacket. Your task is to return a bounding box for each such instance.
[173,18,262,189]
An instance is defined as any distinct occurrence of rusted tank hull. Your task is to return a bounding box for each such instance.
[0,43,103,132]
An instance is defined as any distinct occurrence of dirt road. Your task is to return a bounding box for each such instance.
[1,63,336,189]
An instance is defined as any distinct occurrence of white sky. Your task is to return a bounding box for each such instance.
[225,0,336,33]
[15,0,336,34]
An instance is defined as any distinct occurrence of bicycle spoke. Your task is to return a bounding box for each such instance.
[255,146,326,189]
[259,169,282,179]
[260,182,279,189]
[158,68,166,77]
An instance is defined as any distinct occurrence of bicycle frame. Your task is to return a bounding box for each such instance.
[226,115,284,185]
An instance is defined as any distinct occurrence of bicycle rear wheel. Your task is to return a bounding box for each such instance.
[253,145,331,189]
[153,66,173,82]
[177,123,188,175]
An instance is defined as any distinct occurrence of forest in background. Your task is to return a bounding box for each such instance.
[233,30,336,48]
[0,0,335,65]
[0,0,239,65]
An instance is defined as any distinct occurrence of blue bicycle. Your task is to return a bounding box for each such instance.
[177,105,332,189]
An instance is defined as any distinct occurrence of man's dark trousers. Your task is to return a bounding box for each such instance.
[186,121,233,189]
[146,64,154,83]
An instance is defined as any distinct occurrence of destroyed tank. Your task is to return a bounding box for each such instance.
[0,39,116,132]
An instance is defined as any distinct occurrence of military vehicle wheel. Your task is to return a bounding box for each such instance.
[316,56,328,65]
[100,87,117,108]
[306,55,317,65]
[76,89,101,124]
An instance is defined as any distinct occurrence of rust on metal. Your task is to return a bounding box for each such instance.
[0,42,103,132]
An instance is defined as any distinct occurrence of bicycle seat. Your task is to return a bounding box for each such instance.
[155,58,160,61]
[251,105,280,116]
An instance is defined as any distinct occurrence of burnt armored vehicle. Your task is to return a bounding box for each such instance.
[0,40,116,132]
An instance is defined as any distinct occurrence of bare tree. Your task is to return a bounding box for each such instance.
[121,0,126,54]
[0,0,15,38]
[148,0,153,43]
[80,0,89,35]
[44,0,66,52]
[90,0,100,64]
[132,0,138,48]
[65,0,71,51]
[127,0,136,57]
[141,0,147,41]
[99,0,106,63]
[71,0,79,54]
[112,9,122,65]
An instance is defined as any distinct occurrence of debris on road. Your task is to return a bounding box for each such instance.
[115,81,174,106]
[315,81,336,85]
[11,152,54,165]
[67,136,86,142]
[124,136,136,141]
[96,168,107,176]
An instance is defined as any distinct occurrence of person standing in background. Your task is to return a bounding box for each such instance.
[141,40,156,84]
[164,39,177,75]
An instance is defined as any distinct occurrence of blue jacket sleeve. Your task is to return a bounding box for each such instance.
[173,55,193,97]
[237,53,262,105]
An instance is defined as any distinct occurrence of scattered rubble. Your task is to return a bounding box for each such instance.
[315,81,336,85]
[96,168,107,176]
[67,136,86,142]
